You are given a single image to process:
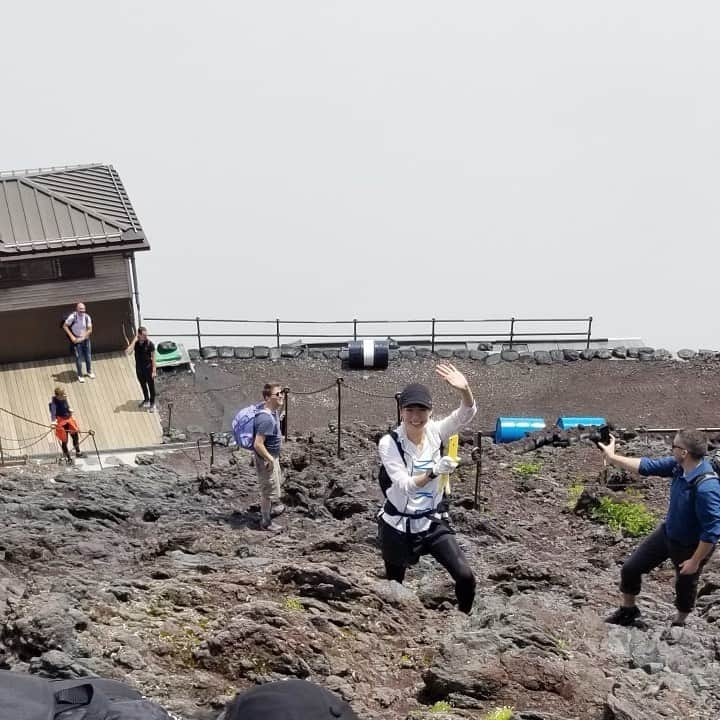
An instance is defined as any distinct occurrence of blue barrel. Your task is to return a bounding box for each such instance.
[495,417,546,443]
[556,416,606,430]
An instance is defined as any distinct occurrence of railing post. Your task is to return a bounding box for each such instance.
[353,319,357,341]
[473,431,482,510]
[395,392,401,426]
[0,435,4,466]
[276,318,281,348]
[195,316,203,353]
[431,318,436,353]
[586,316,593,349]
[90,430,103,470]
[282,387,289,441]
[509,317,515,349]
[336,377,344,458]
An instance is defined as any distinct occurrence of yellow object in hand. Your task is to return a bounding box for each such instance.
[439,434,459,493]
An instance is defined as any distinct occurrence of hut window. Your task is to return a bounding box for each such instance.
[0,256,95,287]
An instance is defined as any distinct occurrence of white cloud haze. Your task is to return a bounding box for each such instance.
[3,1,719,349]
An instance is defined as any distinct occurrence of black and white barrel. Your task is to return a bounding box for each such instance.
[347,339,389,370]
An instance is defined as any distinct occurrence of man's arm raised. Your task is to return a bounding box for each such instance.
[598,435,642,473]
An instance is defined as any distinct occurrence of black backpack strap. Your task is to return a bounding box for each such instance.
[690,471,717,492]
[382,430,450,518]
[388,431,404,462]
[382,502,436,519]
[689,471,719,519]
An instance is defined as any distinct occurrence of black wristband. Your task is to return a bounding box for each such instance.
[428,470,437,480]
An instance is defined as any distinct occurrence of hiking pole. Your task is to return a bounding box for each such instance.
[210,434,215,466]
[395,393,401,425]
[473,431,482,510]
[89,430,103,470]
[336,377,344,458]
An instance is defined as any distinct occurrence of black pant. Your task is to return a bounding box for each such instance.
[380,519,476,613]
[620,522,714,613]
[61,433,80,457]
[136,367,155,403]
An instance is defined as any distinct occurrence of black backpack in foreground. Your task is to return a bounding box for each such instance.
[0,671,172,720]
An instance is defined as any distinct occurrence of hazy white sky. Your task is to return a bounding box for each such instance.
[4,2,719,349]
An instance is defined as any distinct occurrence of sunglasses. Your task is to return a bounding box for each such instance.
[270,392,284,398]
[672,444,686,451]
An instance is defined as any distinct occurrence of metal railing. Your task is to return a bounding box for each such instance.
[142,316,600,352]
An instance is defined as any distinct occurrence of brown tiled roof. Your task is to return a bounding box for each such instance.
[0,164,149,258]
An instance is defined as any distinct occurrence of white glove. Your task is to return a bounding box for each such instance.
[433,456,459,476]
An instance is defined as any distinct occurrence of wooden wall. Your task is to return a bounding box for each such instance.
[0,298,134,363]
[0,253,131,312]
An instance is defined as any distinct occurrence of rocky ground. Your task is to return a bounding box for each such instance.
[3,358,720,719]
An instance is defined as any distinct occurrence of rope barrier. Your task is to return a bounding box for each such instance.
[0,428,54,445]
[287,381,337,396]
[12,429,54,452]
[0,405,100,466]
[186,377,397,400]
[342,382,396,400]
[0,406,51,429]
[77,430,94,446]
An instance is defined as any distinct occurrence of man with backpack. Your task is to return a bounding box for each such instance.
[599,428,720,627]
[63,302,95,382]
[250,382,286,531]
[377,363,477,614]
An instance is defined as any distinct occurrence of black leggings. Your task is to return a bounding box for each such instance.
[61,433,80,457]
[136,368,156,403]
[620,522,714,613]
[380,519,476,613]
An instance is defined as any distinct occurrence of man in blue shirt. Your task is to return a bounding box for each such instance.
[253,382,286,532]
[599,428,720,627]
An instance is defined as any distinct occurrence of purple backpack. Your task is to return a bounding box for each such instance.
[231,403,267,449]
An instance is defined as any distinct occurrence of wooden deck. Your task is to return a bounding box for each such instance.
[0,352,163,459]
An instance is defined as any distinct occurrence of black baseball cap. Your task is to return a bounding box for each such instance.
[224,679,359,720]
[398,383,433,409]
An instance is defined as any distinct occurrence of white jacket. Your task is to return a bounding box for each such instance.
[377,402,477,533]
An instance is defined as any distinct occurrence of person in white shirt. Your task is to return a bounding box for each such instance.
[377,363,477,613]
[63,302,95,383]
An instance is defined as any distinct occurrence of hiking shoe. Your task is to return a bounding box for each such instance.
[75,450,85,459]
[78,376,85,383]
[139,400,150,408]
[87,372,96,379]
[271,503,286,518]
[605,606,641,626]
[260,521,282,532]
[148,403,156,413]
[671,612,688,627]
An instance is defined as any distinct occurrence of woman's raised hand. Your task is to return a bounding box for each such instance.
[435,363,469,391]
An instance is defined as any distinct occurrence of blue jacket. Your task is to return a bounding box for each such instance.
[49,397,71,421]
[639,456,720,545]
